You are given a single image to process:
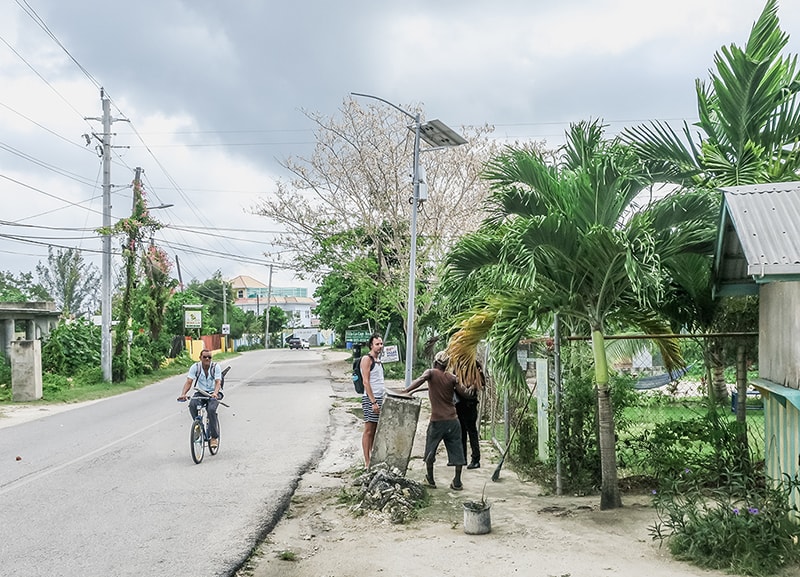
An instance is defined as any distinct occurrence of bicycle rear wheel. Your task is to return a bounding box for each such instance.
[190,419,205,464]
[208,416,220,455]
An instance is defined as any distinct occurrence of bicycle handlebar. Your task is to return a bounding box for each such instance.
[191,387,230,408]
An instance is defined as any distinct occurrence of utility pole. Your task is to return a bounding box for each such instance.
[222,281,227,351]
[264,264,273,349]
[86,88,127,382]
[175,254,184,291]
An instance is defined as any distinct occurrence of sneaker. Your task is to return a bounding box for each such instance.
[467,461,480,469]
[210,438,219,449]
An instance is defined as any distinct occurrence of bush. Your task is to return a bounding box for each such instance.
[42,318,101,376]
[652,469,800,576]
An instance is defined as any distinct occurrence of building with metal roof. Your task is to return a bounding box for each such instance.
[714,182,800,509]
[714,182,800,297]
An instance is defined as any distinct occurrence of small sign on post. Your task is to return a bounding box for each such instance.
[345,329,371,344]
[381,345,400,363]
[221,324,230,335]
[184,310,202,329]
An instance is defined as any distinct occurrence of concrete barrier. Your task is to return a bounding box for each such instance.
[11,340,43,402]
[370,394,421,475]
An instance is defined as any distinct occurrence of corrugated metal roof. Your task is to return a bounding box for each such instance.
[714,182,800,296]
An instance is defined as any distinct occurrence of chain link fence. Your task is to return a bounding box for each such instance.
[476,342,765,490]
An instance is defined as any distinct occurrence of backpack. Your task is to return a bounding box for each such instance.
[352,355,376,394]
[195,362,229,398]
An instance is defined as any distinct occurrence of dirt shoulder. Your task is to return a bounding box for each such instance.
[236,352,747,577]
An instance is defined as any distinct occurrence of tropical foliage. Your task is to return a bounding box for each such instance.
[443,120,717,508]
[35,247,100,316]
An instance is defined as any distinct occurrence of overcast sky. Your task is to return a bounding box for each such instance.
[2,0,799,295]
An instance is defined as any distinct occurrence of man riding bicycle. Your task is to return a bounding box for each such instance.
[177,349,221,449]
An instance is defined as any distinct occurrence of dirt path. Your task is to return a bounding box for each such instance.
[235,356,764,577]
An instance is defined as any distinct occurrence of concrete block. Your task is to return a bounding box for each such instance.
[370,395,421,476]
[11,340,43,402]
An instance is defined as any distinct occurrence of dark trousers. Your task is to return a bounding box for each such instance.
[456,401,480,463]
[189,397,220,439]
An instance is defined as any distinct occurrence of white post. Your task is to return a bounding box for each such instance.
[404,115,421,389]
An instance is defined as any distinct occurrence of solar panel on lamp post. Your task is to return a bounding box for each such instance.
[350,93,466,388]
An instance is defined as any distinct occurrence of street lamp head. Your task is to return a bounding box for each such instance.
[417,119,467,148]
[150,203,174,210]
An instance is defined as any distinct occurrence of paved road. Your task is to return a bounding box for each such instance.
[0,348,335,577]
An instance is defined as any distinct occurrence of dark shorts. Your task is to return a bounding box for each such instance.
[423,419,466,466]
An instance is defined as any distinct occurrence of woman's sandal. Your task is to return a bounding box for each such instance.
[424,474,436,488]
[449,481,463,491]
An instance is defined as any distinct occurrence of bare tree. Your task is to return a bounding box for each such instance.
[252,98,501,342]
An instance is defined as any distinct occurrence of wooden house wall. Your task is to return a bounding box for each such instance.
[759,283,800,388]
[764,394,800,510]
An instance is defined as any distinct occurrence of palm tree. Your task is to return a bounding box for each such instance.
[623,0,798,401]
[624,0,800,188]
[444,121,716,509]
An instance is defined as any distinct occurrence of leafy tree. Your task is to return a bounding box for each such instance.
[0,270,49,302]
[252,98,500,361]
[444,121,717,509]
[35,247,100,316]
[624,0,800,188]
[186,272,231,335]
[266,305,287,334]
[624,0,790,400]
[105,177,164,381]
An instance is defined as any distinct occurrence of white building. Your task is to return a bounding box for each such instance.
[229,275,318,328]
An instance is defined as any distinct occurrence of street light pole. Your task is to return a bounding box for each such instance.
[350,93,466,388]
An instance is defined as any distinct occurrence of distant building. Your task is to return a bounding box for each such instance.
[229,275,318,328]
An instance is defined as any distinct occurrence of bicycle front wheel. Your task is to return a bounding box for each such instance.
[190,420,205,464]
[208,416,220,455]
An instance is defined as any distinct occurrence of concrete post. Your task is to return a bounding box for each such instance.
[3,319,14,359]
[370,395,421,475]
[11,340,43,402]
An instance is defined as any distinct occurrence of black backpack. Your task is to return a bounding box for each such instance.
[352,355,375,394]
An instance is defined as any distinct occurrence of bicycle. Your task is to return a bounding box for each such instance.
[181,387,230,464]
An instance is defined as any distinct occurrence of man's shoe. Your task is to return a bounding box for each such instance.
[467,461,480,469]
[210,438,219,449]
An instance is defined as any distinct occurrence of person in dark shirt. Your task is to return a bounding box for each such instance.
[456,360,485,469]
[403,351,470,490]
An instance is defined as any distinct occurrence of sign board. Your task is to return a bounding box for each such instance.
[381,345,400,363]
[184,310,202,329]
[221,323,230,335]
[345,330,371,343]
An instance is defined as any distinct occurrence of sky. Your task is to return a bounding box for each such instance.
[2,0,800,296]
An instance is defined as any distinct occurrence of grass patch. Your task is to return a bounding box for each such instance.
[277,550,297,561]
[0,352,238,405]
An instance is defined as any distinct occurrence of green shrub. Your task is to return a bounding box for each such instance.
[652,469,800,576]
[42,318,101,376]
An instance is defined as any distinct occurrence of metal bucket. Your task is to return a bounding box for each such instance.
[463,501,491,534]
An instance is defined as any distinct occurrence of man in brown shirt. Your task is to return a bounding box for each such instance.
[403,350,470,490]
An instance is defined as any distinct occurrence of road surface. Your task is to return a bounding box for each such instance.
[0,348,335,577]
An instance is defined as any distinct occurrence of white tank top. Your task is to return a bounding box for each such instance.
[367,358,385,398]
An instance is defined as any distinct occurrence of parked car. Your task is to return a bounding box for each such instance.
[287,337,310,349]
